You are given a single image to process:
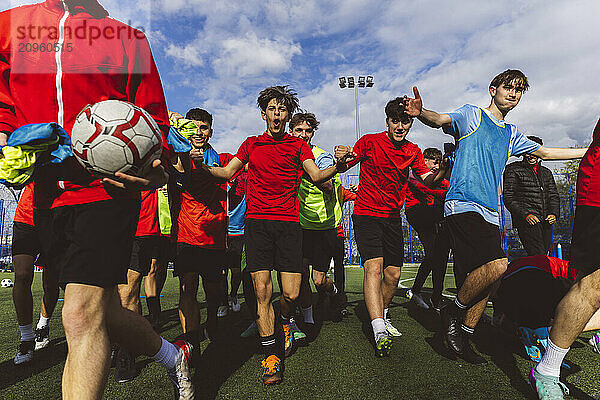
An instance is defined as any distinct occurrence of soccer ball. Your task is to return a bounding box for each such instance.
[1,278,14,288]
[71,100,163,177]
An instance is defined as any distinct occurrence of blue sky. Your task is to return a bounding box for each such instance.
[3,0,600,164]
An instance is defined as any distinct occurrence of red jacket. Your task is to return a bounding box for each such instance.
[0,0,171,208]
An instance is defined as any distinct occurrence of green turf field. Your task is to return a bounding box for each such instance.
[0,265,598,399]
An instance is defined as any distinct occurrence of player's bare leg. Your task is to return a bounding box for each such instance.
[252,271,275,337]
[178,273,200,335]
[363,257,394,356]
[12,254,35,364]
[118,269,143,314]
[144,258,167,327]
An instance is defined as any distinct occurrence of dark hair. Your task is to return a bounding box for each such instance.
[257,86,299,114]
[423,147,442,161]
[489,69,530,91]
[385,97,409,120]
[185,108,213,126]
[289,113,320,131]
[527,135,543,145]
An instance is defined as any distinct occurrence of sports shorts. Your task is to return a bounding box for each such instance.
[174,243,225,280]
[244,218,302,274]
[444,211,506,278]
[302,228,337,272]
[12,221,42,258]
[129,235,161,275]
[495,268,572,329]
[225,235,244,270]
[352,214,403,268]
[34,199,140,288]
[569,205,600,277]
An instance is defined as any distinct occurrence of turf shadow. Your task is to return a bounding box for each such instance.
[0,337,67,389]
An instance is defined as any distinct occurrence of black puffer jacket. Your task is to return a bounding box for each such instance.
[503,160,560,225]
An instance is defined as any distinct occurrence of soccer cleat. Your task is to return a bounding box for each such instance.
[114,349,139,383]
[229,295,241,313]
[168,340,195,399]
[426,297,442,314]
[240,321,258,338]
[384,318,402,337]
[529,367,569,400]
[14,340,34,365]
[405,289,414,300]
[34,326,50,350]
[289,318,306,342]
[519,326,542,362]
[282,323,294,357]
[460,339,487,365]
[589,332,600,354]
[261,355,282,385]
[410,291,430,309]
[375,335,393,357]
[340,306,350,317]
[217,305,228,317]
[441,305,465,355]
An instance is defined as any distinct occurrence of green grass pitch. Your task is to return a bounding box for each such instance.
[0,265,598,399]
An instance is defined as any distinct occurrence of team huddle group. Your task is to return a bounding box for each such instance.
[3,2,600,399]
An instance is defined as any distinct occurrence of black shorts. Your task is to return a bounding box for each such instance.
[352,214,403,268]
[445,212,506,277]
[570,205,600,277]
[129,236,161,275]
[156,236,175,264]
[302,228,337,272]
[34,199,140,288]
[495,268,572,329]
[225,235,244,270]
[12,221,42,257]
[245,218,302,274]
[174,243,225,280]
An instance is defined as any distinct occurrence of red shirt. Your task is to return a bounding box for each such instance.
[504,255,577,281]
[135,190,159,237]
[577,118,600,207]
[236,133,314,222]
[405,176,449,209]
[348,132,429,218]
[0,1,172,209]
[177,153,233,248]
[14,182,34,226]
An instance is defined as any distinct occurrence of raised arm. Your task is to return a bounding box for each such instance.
[531,146,587,161]
[302,146,356,183]
[404,86,452,129]
[203,157,245,180]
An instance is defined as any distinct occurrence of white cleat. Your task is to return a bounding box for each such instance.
[168,340,195,400]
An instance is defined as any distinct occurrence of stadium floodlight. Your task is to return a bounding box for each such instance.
[347,76,355,88]
[337,75,374,143]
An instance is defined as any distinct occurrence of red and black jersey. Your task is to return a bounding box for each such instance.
[135,190,159,237]
[347,132,429,218]
[236,132,314,222]
[577,118,600,207]
[13,182,34,226]
[0,1,172,209]
[405,176,449,209]
[176,153,233,248]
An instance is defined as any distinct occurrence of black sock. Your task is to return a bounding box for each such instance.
[260,334,277,357]
[450,298,468,318]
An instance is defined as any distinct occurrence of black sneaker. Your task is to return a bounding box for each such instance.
[441,305,465,355]
[461,339,487,365]
[114,349,139,383]
[34,326,50,350]
[14,340,34,365]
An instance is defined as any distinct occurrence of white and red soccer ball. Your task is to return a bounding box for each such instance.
[71,100,163,177]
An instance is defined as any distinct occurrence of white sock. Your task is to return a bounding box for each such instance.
[152,337,179,371]
[535,338,569,378]
[19,324,35,342]
[302,306,314,324]
[37,314,50,330]
[383,308,389,320]
[371,318,386,339]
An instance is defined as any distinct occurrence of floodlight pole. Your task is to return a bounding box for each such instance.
[354,85,360,143]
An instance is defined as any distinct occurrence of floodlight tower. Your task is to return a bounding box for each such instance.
[338,75,374,142]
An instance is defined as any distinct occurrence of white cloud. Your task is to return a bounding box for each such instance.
[165,42,204,67]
